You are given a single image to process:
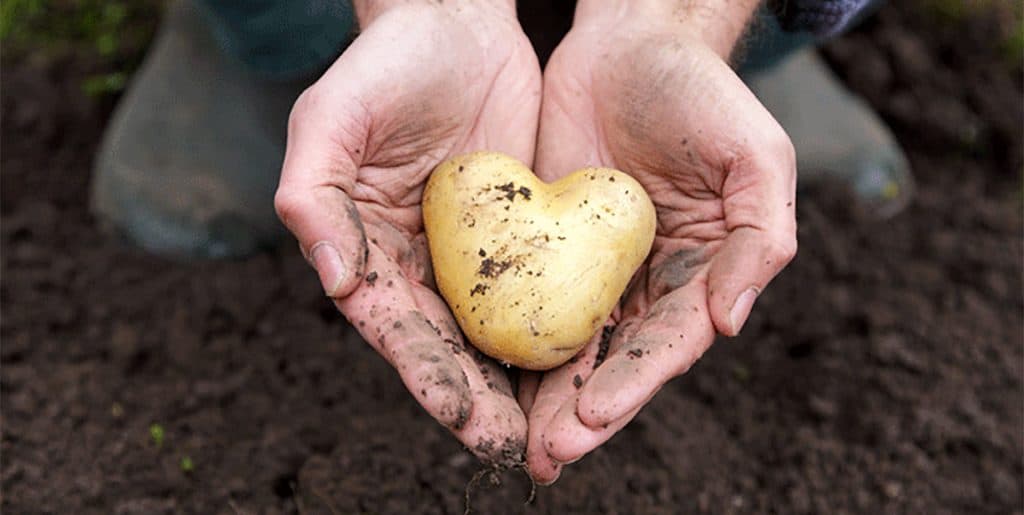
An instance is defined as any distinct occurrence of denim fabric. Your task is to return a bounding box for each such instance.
[739,0,884,76]
[769,0,874,37]
[739,8,817,76]
[194,0,356,81]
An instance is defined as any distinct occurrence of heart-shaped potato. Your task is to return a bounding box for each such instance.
[422,152,656,370]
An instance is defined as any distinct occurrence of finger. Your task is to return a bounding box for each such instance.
[517,371,541,415]
[707,225,796,336]
[576,283,716,428]
[276,188,368,298]
[526,405,563,484]
[543,398,645,465]
[336,239,472,431]
[524,325,612,484]
[411,285,527,468]
[275,83,371,298]
[525,349,595,484]
[533,319,641,465]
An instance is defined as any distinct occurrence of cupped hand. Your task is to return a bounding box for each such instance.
[274,0,540,467]
[520,8,797,483]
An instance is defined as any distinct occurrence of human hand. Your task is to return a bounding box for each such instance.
[520,0,797,482]
[274,0,540,466]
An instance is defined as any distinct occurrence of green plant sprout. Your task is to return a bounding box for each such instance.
[149,423,165,448]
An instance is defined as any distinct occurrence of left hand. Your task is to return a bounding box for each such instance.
[275,0,541,466]
[518,1,798,483]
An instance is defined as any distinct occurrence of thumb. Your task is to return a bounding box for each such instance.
[706,141,798,336]
[707,123,798,336]
[276,186,368,298]
[706,226,796,336]
[275,87,370,298]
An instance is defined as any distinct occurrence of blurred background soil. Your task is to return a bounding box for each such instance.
[2,1,1022,513]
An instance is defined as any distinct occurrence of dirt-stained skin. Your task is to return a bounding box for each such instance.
[648,247,709,297]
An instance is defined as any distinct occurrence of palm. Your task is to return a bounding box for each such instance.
[339,8,541,237]
[523,26,797,482]
[277,4,541,466]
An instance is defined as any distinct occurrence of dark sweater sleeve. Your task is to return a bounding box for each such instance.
[767,0,873,37]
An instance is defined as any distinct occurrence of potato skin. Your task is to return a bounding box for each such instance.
[422,152,656,370]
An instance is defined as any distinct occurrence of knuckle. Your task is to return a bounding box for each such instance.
[764,127,796,166]
[287,86,319,135]
[745,119,795,170]
[768,232,798,265]
[736,125,796,181]
[273,189,304,226]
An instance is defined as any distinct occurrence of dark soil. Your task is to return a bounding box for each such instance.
[3,3,1022,514]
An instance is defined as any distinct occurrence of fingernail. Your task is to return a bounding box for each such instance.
[536,466,561,486]
[310,242,345,296]
[554,455,584,465]
[729,287,760,334]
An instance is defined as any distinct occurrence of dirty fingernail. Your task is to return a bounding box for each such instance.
[729,287,760,334]
[310,242,345,296]
[536,466,561,486]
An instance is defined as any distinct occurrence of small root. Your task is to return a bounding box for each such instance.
[524,465,537,505]
[463,467,493,515]
[463,460,536,515]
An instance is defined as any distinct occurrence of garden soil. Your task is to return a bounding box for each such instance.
[2,2,1021,514]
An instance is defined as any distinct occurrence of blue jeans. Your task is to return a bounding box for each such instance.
[194,0,877,80]
[738,2,884,75]
[195,0,356,80]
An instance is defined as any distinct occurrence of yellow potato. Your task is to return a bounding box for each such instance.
[422,152,656,370]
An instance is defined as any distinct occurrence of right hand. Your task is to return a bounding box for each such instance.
[274,0,540,467]
[520,0,796,483]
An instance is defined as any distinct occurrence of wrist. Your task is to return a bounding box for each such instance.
[572,0,760,58]
[354,0,517,28]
